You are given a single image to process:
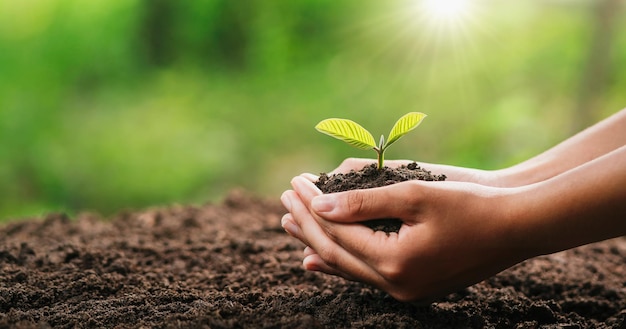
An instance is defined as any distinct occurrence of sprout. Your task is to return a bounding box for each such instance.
[315,112,427,169]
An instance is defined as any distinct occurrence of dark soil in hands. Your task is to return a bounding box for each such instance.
[315,163,446,233]
[315,162,446,193]
[1,190,625,328]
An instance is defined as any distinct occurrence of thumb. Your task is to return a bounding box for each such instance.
[311,183,419,223]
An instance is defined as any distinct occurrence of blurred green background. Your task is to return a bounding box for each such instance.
[1,0,625,221]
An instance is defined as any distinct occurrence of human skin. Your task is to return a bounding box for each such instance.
[330,108,626,187]
[280,109,626,302]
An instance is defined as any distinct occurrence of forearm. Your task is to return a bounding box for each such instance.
[514,145,626,257]
[497,108,626,187]
[340,109,626,187]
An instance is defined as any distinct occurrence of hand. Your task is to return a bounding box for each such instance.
[282,109,626,301]
[280,175,529,301]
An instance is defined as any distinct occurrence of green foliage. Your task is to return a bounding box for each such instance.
[1,1,626,222]
[387,112,428,148]
[316,112,427,169]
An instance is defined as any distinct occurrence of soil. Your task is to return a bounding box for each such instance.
[315,163,446,233]
[315,163,446,193]
[1,189,625,328]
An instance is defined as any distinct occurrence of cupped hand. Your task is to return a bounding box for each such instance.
[280,175,529,301]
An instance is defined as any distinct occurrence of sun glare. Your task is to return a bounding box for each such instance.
[418,0,475,26]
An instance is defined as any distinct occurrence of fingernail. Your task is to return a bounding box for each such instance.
[280,192,292,212]
[281,216,299,236]
[311,195,335,213]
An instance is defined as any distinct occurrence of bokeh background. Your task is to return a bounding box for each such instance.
[1,0,625,221]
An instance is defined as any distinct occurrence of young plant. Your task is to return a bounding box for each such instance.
[315,112,427,169]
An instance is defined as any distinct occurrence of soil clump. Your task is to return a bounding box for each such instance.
[315,162,446,233]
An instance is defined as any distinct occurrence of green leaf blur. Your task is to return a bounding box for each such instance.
[1,0,625,221]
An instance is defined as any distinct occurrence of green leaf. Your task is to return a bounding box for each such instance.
[385,112,427,148]
[315,118,376,150]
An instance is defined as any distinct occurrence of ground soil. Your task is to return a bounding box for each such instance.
[1,189,625,328]
[315,163,446,233]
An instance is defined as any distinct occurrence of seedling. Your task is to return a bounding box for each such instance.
[315,112,427,169]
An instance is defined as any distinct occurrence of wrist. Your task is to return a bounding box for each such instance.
[487,187,542,262]
[503,180,600,258]
[491,162,546,188]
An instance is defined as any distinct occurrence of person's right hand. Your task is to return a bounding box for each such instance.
[281,175,532,301]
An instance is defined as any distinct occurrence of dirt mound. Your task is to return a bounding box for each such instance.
[1,190,625,328]
[314,163,446,194]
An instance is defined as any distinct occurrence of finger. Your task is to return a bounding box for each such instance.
[315,216,404,271]
[281,191,312,246]
[306,226,414,293]
[290,176,323,210]
[303,246,316,257]
[283,193,356,279]
[291,176,403,278]
[300,173,319,183]
[303,253,358,280]
[292,176,423,271]
[303,247,358,280]
[281,213,306,242]
[307,182,422,223]
[286,182,384,284]
[280,189,294,212]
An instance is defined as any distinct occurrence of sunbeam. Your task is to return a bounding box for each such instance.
[418,0,476,26]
